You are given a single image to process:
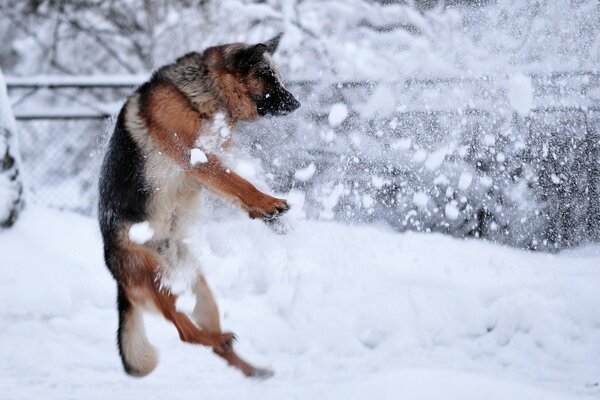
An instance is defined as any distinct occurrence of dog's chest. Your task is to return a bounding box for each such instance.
[144,152,199,239]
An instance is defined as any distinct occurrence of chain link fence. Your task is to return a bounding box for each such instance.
[8,74,600,250]
[16,116,110,215]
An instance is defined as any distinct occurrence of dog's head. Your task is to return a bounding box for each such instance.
[209,34,301,120]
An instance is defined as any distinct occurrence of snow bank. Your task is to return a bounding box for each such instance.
[1,206,599,399]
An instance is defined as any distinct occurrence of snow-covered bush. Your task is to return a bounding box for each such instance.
[0,68,24,227]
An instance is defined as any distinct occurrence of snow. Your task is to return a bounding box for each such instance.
[413,191,429,208]
[0,179,13,219]
[320,183,345,219]
[211,112,230,138]
[458,172,473,191]
[3,2,600,394]
[233,158,260,181]
[12,107,117,119]
[361,193,374,208]
[371,176,386,189]
[551,174,561,185]
[425,148,449,171]
[508,74,534,116]
[1,205,599,399]
[391,138,412,151]
[4,74,147,87]
[190,148,208,165]
[5,1,600,83]
[294,163,316,181]
[434,174,449,185]
[411,149,428,163]
[6,1,600,251]
[0,70,17,134]
[193,112,230,155]
[128,221,154,244]
[445,202,460,220]
[285,189,306,220]
[0,67,22,225]
[479,176,493,188]
[360,85,396,119]
[328,103,349,127]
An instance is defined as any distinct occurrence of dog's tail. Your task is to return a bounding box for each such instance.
[116,285,158,377]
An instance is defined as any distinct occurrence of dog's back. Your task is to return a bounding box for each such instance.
[98,104,149,277]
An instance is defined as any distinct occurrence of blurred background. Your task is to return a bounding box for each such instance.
[1,0,599,250]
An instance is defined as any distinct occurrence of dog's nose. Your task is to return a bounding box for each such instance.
[286,96,301,112]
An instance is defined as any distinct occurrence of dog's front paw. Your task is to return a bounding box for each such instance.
[247,196,289,221]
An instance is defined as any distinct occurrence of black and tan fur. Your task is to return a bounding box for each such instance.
[98,34,299,378]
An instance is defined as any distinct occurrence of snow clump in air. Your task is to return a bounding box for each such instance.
[294,163,317,181]
[360,85,396,118]
[328,103,349,127]
[508,74,534,116]
[413,192,429,208]
[458,172,473,191]
[445,201,460,220]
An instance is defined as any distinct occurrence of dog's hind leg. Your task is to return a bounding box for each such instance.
[116,284,158,377]
[120,244,235,352]
[147,277,235,351]
[191,275,222,333]
[192,275,274,379]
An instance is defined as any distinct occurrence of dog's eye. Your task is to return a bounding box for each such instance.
[256,70,268,78]
[256,68,273,78]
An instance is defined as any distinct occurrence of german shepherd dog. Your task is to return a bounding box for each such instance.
[98,34,299,379]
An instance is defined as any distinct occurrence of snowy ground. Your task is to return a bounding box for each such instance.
[1,205,599,399]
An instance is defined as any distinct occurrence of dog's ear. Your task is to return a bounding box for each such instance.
[232,44,267,73]
[264,33,283,54]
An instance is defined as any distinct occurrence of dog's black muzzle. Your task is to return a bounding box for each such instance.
[257,89,301,117]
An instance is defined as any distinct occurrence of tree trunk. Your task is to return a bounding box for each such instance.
[0,68,24,228]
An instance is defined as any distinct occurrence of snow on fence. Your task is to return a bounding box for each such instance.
[6,73,600,250]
